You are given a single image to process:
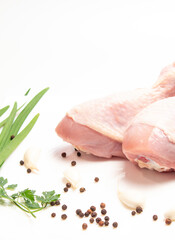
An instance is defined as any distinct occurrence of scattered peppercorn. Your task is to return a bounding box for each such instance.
[62,204,67,210]
[96,217,101,223]
[20,160,24,165]
[61,214,67,220]
[50,201,55,206]
[136,206,143,214]
[165,218,172,225]
[91,212,97,218]
[90,206,96,212]
[94,177,99,182]
[79,212,84,218]
[101,209,107,215]
[104,216,109,221]
[82,223,88,230]
[153,215,158,221]
[51,212,56,218]
[131,210,136,216]
[99,220,104,227]
[85,211,90,217]
[79,187,86,193]
[74,148,78,151]
[64,187,68,192]
[10,135,15,140]
[89,218,94,223]
[100,203,106,208]
[112,222,118,228]
[77,152,81,157]
[66,182,71,188]
[55,200,60,205]
[87,209,92,214]
[71,161,76,166]
[27,168,31,173]
[76,209,82,215]
[104,221,109,226]
[61,152,66,158]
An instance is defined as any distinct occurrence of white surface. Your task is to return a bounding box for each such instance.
[1,0,175,239]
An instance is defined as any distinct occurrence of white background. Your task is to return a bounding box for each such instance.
[1,0,175,240]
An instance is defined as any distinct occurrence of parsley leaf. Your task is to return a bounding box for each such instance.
[6,184,17,190]
[19,189,35,202]
[24,200,40,209]
[0,177,8,187]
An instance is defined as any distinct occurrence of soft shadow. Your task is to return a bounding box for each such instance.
[51,143,127,163]
[122,160,175,187]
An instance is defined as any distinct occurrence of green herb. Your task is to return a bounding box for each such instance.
[0,88,49,167]
[0,106,10,117]
[0,177,60,218]
[24,88,31,96]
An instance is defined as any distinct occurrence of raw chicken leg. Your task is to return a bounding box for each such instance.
[123,97,175,172]
[56,63,175,158]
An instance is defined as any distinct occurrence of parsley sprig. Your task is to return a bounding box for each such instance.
[0,177,60,218]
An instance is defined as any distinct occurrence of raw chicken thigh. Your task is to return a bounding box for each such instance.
[123,97,175,172]
[56,63,175,158]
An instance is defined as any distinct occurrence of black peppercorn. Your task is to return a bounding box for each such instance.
[61,214,67,220]
[71,161,76,166]
[79,187,86,193]
[100,203,106,208]
[85,211,90,217]
[165,218,172,225]
[62,204,67,210]
[77,152,81,157]
[10,135,15,140]
[136,206,143,214]
[131,210,136,216]
[89,218,94,223]
[51,212,56,217]
[82,223,88,230]
[20,160,24,165]
[50,201,55,206]
[61,152,66,158]
[96,217,101,223]
[79,212,84,218]
[153,215,158,221]
[63,187,68,192]
[104,221,109,226]
[94,177,99,182]
[55,200,60,205]
[90,206,96,212]
[91,212,97,218]
[101,209,107,215]
[76,209,82,215]
[112,222,118,228]
[27,168,31,173]
[104,216,109,221]
[99,220,104,226]
[66,182,71,188]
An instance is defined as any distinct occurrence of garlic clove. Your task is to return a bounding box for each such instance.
[117,189,145,209]
[64,167,81,189]
[24,147,41,173]
[117,179,145,209]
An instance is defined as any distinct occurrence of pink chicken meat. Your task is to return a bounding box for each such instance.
[123,97,175,172]
[56,63,175,158]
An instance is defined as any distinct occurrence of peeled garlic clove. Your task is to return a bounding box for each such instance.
[117,180,145,209]
[24,147,41,173]
[64,167,81,189]
[117,189,145,209]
